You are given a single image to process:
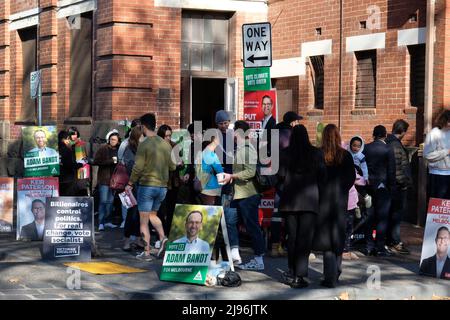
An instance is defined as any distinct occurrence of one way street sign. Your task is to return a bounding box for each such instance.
[242,23,272,68]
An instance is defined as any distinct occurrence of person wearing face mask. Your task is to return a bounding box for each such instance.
[94,129,121,231]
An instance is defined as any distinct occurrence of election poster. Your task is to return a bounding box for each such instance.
[160,204,224,285]
[419,198,450,280]
[243,90,277,132]
[22,126,60,177]
[16,177,59,241]
[0,177,14,233]
[42,197,93,261]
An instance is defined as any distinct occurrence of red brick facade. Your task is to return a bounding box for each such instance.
[0,0,449,159]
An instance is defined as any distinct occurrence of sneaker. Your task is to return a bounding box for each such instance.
[98,224,105,231]
[120,221,125,229]
[364,194,372,208]
[309,253,316,261]
[154,240,161,249]
[389,242,410,255]
[136,251,153,262]
[235,259,264,271]
[231,249,242,266]
[105,223,118,228]
[157,237,168,258]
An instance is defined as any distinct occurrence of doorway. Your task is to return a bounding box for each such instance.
[192,78,225,130]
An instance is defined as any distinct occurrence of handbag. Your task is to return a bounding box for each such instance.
[254,162,278,193]
[110,163,129,191]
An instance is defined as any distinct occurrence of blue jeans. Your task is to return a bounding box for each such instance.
[99,184,114,225]
[229,194,265,256]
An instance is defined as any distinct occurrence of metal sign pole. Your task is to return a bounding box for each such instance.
[38,75,42,126]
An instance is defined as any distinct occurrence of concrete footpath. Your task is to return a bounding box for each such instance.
[0,223,449,300]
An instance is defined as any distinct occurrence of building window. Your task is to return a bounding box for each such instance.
[69,12,93,118]
[182,12,229,73]
[409,44,425,107]
[309,55,324,109]
[18,26,37,122]
[355,50,376,107]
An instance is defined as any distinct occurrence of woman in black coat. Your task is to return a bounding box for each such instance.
[58,130,82,196]
[277,125,327,288]
[313,124,356,288]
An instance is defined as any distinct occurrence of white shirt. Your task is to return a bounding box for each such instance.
[436,255,447,278]
[36,222,45,240]
[173,236,210,253]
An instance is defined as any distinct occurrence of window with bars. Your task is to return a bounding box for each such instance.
[18,26,37,122]
[181,12,229,73]
[355,50,376,108]
[309,55,324,109]
[409,44,425,107]
[69,12,93,118]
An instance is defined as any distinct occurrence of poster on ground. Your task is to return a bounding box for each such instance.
[160,204,223,285]
[22,126,60,177]
[419,198,450,280]
[42,197,93,261]
[16,177,59,241]
[0,177,14,232]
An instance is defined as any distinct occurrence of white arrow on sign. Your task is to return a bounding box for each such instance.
[242,23,272,68]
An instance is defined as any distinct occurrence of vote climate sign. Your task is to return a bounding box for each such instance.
[242,22,272,68]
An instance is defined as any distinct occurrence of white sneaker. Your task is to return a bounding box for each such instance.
[235,259,264,271]
[120,221,125,229]
[105,223,118,228]
[231,249,242,266]
[154,240,161,249]
[98,224,105,231]
[136,251,153,262]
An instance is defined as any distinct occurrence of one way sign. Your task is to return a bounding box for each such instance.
[242,23,272,68]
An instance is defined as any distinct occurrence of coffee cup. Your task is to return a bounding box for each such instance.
[217,173,225,185]
[112,156,118,164]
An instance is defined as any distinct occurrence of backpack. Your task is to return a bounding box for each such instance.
[110,163,129,191]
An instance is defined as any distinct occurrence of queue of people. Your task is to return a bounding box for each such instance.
[52,108,450,288]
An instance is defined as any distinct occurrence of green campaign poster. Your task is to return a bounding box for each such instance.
[244,67,271,91]
[160,204,223,285]
[22,126,60,177]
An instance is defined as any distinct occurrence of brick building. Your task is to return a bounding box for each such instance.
[0,0,449,177]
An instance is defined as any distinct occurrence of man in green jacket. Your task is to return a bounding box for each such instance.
[126,113,176,261]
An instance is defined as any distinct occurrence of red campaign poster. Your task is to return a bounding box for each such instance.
[258,189,276,228]
[243,90,278,130]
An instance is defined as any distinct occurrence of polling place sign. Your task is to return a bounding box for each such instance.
[43,197,93,261]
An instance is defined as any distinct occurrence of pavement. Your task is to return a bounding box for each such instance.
[0,222,449,300]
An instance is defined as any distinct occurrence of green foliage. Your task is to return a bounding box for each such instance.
[168,204,222,246]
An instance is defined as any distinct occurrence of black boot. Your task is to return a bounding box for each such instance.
[290,277,309,289]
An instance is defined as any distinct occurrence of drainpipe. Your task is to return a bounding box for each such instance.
[417,0,435,227]
[338,0,343,131]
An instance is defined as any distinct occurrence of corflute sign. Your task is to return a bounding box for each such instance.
[242,23,272,68]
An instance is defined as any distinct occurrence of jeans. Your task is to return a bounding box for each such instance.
[99,184,114,225]
[387,188,408,245]
[365,187,391,251]
[230,194,265,256]
[285,211,316,278]
[429,174,450,200]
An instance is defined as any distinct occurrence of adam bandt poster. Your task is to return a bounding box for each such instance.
[160,204,223,285]
[22,126,60,177]
[419,198,450,280]
[17,177,59,241]
[0,177,14,232]
[43,197,93,261]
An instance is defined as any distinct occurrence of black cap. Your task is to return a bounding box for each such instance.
[283,111,303,124]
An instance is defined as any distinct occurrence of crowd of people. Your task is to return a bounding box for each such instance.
[54,108,450,288]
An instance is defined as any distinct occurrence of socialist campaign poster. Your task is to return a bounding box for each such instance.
[160,204,224,285]
[0,178,14,233]
[42,197,93,261]
[22,126,60,177]
[16,177,59,241]
[419,198,450,280]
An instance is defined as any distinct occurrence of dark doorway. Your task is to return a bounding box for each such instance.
[192,78,225,130]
